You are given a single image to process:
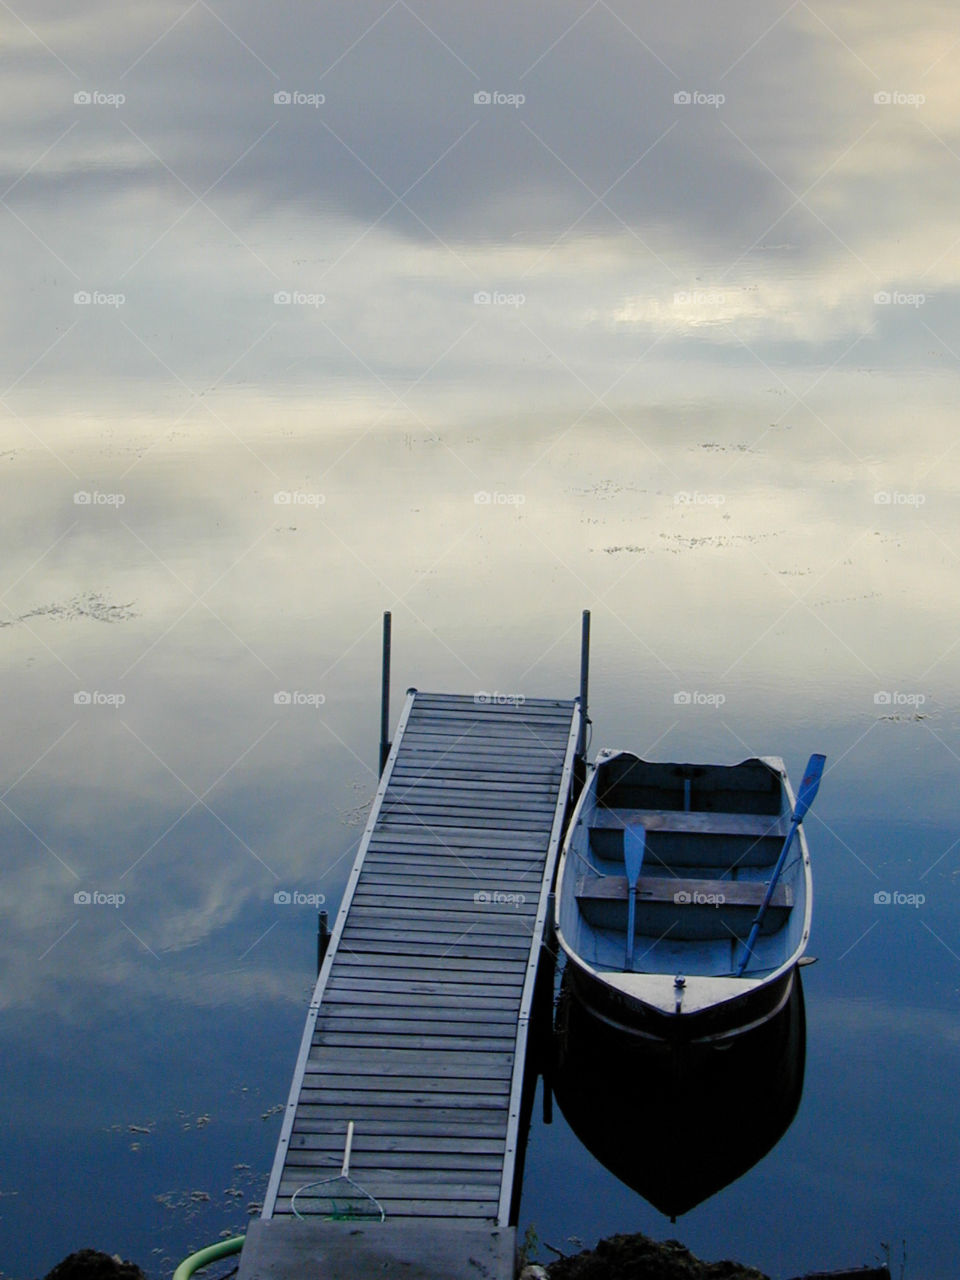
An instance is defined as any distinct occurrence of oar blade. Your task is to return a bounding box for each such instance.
[794,753,826,821]
[624,824,645,972]
[624,824,646,886]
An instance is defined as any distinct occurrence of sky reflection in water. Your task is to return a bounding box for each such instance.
[2,2,959,1276]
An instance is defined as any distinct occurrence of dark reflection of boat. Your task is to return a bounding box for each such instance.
[552,966,807,1220]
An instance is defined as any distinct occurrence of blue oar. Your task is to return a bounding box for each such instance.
[736,753,826,978]
[624,824,646,971]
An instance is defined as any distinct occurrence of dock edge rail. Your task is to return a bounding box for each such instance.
[261,687,419,1219]
[496,698,581,1224]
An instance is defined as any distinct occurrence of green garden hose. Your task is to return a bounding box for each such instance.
[172,1235,244,1280]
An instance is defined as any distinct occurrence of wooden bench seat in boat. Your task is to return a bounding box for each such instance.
[575,873,792,941]
[588,809,787,867]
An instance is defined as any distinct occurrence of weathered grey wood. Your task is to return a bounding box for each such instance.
[237,1220,517,1280]
[290,1125,506,1148]
[297,1087,508,1108]
[304,1048,514,1074]
[283,1149,503,1171]
[289,1137,504,1160]
[271,1196,498,1219]
[368,828,547,849]
[313,1033,514,1054]
[332,964,524,988]
[593,808,787,837]
[361,866,543,886]
[279,1173,501,1196]
[383,789,558,812]
[293,1104,509,1129]
[261,688,580,1239]
[576,872,792,907]
[336,935,532,958]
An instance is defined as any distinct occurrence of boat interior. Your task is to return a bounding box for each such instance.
[559,754,808,981]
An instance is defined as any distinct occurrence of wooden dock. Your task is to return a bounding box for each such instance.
[240,688,581,1280]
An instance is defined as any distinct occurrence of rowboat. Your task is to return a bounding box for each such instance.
[553,750,823,1042]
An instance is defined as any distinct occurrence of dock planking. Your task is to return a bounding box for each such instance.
[255,688,580,1261]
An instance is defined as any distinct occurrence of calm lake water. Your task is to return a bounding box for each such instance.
[3,3,958,1277]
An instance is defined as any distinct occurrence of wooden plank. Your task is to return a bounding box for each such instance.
[292,1106,508,1131]
[336,934,532,958]
[360,860,542,882]
[310,1018,517,1038]
[363,848,546,867]
[322,986,521,1011]
[406,715,571,732]
[386,775,560,794]
[344,902,536,925]
[273,1196,496,1219]
[376,810,553,831]
[593,808,787,837]
[289,1133,504,1156]
[314,1016,518,1041]
[332,953,528,975]
[332,964,524,988]
[383,789,558,812]
[576,872,792,908]
[338,926,532,949]
[409,701,572,718]
[356,873,541,893]
[296,1087,507,1108]
[300,1075,511,1099]
[316,995,520,1020]
[398,738,565,756]
[282,1149,502,1172]
[389,767,560,785]
[305,1048,514,1073]
[321,976,523,1002]
[279,1174,501,1195]
[367,829,547,849]
[313,1032,515,1053]
[350,887,536,910]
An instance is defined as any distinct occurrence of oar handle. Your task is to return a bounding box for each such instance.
[341,1120,355,1177]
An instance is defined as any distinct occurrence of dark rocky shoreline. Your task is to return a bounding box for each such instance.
[39,1234,892,1280]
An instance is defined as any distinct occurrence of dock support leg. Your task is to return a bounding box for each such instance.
[317,910,329,974]
[379,611,392,773]
[575,608,590,790]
